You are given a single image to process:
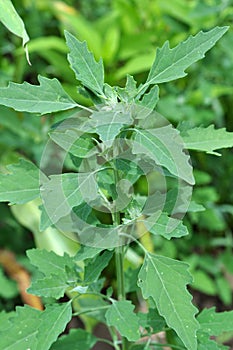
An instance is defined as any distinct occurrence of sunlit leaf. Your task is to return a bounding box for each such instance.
[138,253,199,350]
[105,300,140,341]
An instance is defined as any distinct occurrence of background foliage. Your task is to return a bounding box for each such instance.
[0,0,233,348]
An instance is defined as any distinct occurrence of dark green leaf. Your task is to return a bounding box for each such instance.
[50,329,97,350]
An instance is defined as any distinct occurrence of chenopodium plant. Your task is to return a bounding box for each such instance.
[0,26,233,350]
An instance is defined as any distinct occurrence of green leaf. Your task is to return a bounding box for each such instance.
[197,307,233,336]
[0,76,77,114]
[138,253,199,350]
[84,250,113,283]
[181,125,233,155]
[132,125,194,184]
[137,85,159,111]
[145,212,189,239]
[145,26,228,85]
[0,159,43,204]
[27,249,80,299]
[27,248,77,278]
[40,172,99,226]
[36,302,72,350]
[105,300,140,341]
[138,308,166,333]
[50,329,97,350]
[197,331,228,350]
[0,268,18,298]
[91,107,132,144]
[65,31,105,96]
[75,245,104,260]
[0,302,72,350]
[28,275,70,298]
[0,0,29,47]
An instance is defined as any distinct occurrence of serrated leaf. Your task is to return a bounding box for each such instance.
[197,307,233,336]
[0,76,77,114]
[0,159,43,205]
[145,212,189,239]
[28,275,69,298]
[90,107,132,144]
[138,308,166,333]
[27,248,77,278]
[105,300,140,341]
[0,0,29,47]
[40,172,99,226]
[137,85,159,111]
[132,125,194,184]
[138,253,199,350]
[145,26,228,85]
[65,31,105,96]
[181,125,233,155]
[36,302,72,350]
[0,303,71,350]
[84,250,113,283]
[50,329,97,350]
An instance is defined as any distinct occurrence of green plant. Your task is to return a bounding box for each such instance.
[0,23,233,350]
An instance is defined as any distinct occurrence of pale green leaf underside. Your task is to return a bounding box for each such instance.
[0,0,29,46]
[0,159,43,205]
[182,125,233,155]
[105,300,140,341]
[65,31,105,96]
[146,26,228,85]
[138,253,199,350]
[0,76,77,114]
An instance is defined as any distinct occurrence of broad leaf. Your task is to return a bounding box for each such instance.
[0,302,72,350]
[84,250,113,283]
[138,253,199,350]
[0,159,43,204]
[138,308,166,333]
[27,248,77,278]
[0,0,29,46]
[40,172,98,226]
[197,307,233,336]
[65,31,105,96]
[137,85,159,111]
[181,125,233,155]
[105,300,140,341]
[0,76,77,114]
[197,331,228,350]
[28,275,70,298]
[75,245,104,260]
[27,249,80,298]
[50,329,97,350]
[145,212,189,239]
[132,125,194,184]
[90,107,132,144]
[36,302,72,350]
[145,26,228,86]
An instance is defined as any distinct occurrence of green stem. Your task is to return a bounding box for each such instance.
[112,165,129,350]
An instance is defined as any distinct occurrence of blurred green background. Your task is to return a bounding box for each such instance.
[0,0,233,338]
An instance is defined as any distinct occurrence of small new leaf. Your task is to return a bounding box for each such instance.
[105,300,140,341]
[65,31,105,96]
[138,253,199,350]
[0,76,77,114]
